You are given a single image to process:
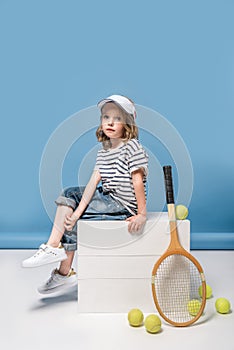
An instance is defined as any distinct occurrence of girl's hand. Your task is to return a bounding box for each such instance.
[64,214,79,231]
[126,214,146,233]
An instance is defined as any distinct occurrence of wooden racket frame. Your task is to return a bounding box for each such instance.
[151,166,206,327]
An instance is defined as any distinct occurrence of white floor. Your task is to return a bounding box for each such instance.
[1,250,234,350]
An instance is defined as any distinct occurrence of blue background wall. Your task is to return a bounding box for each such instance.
[0,0,233,249]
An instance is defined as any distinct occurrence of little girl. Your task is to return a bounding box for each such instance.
[22,94,149,294]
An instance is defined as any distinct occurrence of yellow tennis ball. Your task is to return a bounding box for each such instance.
[128,308,144,327]
[199,284,212,299]
[187,299,201,316]
[144,314,161,334]
[175,205,189,220]
[215,298,231,314]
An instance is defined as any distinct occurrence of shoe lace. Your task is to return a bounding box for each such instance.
[46,276,54,285]
[46,269,57,285]
[33,245,47,258]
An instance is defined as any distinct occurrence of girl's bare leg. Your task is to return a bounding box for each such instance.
[58,251,75,275]
[46,205,76,275]
[47,205,73,248]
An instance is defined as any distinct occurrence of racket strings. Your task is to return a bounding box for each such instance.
[153,254,203,324]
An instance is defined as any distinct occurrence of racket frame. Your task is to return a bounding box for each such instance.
[151,167,206,327]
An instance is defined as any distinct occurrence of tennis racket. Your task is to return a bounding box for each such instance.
[151,165,206,327]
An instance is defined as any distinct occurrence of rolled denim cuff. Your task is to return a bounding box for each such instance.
[62,241,77,251]
[61,230,77,252]
[55,195,76,210]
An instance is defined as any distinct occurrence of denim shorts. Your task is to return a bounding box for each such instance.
[55,186,132,251]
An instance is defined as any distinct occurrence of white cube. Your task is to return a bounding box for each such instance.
[78,212,190,256]
[77,212,190,313]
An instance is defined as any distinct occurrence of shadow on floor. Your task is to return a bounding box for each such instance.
[29,286,78,311]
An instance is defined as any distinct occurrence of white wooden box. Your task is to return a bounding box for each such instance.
[77,212,190,313]
[78,255,158,279]
[78,212,190,256]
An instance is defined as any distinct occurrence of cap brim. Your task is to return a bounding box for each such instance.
[97,98,113,110]
[97,96,136,118]
[97,98,132,116]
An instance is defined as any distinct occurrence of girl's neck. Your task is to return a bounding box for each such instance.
[110,138,124,149]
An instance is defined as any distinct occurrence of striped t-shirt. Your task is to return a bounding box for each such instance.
[94,138,148,215]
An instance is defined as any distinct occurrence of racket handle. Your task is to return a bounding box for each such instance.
[163,165,175,204]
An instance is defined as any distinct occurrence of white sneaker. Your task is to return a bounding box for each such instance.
[22,243,68,268]
[37,268,77,294]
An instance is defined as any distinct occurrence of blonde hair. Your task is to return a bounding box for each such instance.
[96,99,138,149]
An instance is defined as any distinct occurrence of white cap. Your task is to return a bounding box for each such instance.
[97,94,136,118]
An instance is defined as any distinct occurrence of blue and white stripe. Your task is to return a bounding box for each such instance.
[94,139,148,215]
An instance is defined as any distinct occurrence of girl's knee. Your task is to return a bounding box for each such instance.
[55,195,76,210]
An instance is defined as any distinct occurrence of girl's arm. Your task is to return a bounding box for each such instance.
[64,170,101,231]
[126,169,147,233]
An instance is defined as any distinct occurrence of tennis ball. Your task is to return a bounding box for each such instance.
[215,298,231,314]
[199,284,212,299]
[175,205,188,220]
[128,308,144,327]
[144,314,161,334]
[187,299,201,316]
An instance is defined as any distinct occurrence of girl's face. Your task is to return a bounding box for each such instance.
[101,103,125,140]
